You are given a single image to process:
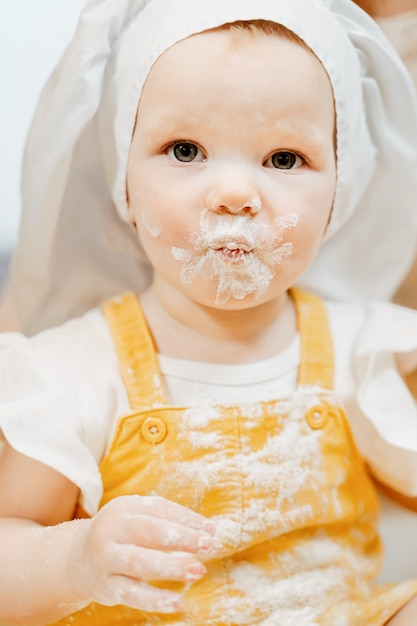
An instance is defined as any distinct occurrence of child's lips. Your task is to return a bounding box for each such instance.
[223,241,253,253]
[211,239,254,253]
[212,240,254,263]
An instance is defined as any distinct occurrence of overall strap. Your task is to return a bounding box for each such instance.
[102,292,166,410]
[290,287,334,390]
[102,289,334,409]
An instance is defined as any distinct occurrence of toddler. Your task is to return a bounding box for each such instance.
[1,1,417,624]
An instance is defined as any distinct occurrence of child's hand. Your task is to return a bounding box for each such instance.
[68,495,215,613]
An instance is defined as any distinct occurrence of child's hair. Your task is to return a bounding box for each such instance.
[214,19,310,50]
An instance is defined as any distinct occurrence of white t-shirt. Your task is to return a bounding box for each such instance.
[0,298,417,516]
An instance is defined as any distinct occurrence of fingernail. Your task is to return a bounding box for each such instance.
[185,562,206,581]
[197,533,213,553]
[203,522,216,535]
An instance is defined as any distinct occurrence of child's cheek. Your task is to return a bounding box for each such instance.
[140,205,164,238]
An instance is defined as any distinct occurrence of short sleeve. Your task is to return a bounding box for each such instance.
[0,309,130,515]
[350,302,417,497]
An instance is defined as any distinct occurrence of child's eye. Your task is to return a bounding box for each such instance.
[167,141,203,163]
[266,151,303,170]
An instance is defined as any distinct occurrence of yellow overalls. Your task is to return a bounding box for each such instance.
[53,288,417,625]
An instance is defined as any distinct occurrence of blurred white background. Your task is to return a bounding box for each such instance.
[0,0,85,257]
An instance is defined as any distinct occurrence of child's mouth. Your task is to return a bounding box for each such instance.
[217,247,250,263]
[171,211,298,303]
[212,240,253,263]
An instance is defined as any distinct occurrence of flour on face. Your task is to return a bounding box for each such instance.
[172,210,298,304]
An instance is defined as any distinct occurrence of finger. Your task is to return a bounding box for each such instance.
[99,577,182,613]
[113,544,206,582]
[121,495,216,535]
[122,514,214,555]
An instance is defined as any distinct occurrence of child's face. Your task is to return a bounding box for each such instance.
[127,28,336,309]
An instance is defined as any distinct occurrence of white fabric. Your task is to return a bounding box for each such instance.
[0,299,417,516]
[9,0,417,334]
[158,338,300,406]
[376,9,417,87]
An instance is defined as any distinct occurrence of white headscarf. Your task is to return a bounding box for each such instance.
[9,0,417,334]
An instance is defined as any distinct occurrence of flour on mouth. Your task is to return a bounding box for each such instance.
[172,211,298,303]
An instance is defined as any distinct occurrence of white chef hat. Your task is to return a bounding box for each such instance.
[9,0,417,334]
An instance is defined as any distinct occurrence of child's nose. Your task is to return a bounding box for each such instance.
[206,169,261,217]
[210,198,261,216]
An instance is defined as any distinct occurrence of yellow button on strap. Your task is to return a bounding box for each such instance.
[306,404,328,430]
[140,417,167,443]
